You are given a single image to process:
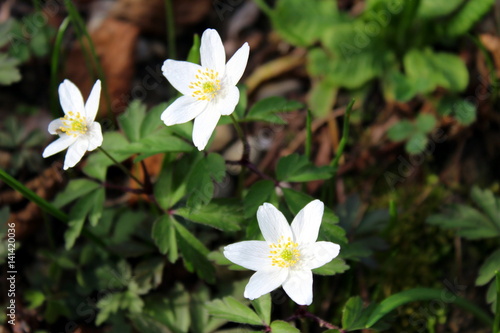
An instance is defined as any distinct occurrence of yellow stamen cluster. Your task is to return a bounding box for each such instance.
[269,236,300,268]
[59,111,88,137]
[189,68,221,101]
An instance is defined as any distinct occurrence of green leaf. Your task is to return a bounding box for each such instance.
[269,320,300,333]
[387,120,414,142]
[415,114,436,133]
[175,198,243,231]
[244,96,303,124]
[342,296,373,331]
[83,132,133,181]
[187,33,201,64]
[140,102,169,139]
[405,132,428,154]
[282,188,339,225]
[441,0,495,37]
[312,258,350,276]
[381,68,418,102]
[437,97,476,125]
[96,293,123,326]
[206,296,263,326]
[403,49,469,94]
[64,190,100,250]
[88,188,105,227]
[476,249,500,286]
[52,179,101,208]
[308,79,338,117]
[417,0,464,18]
[151,215,178,262]
[24,290,46,309]
[118,100,147,142]
[186,153,226,208]
[0,53,21,85]
[174,220,215,283]
[251,293,271,325]
[117,130,193,156]
[271,0,338,47]
[277,154,334,182]
[365,288,493,328]
[470,186,500,226]
[0,19,14,47]
[244,180,276,219]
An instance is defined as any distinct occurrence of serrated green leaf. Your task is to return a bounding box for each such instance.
[175,198,243,231]
[174,221,215,283]
[24,290,46,309]
[437,97,476,125]
[251,293,271,325]
[417,0,464,19]
[83,132,132,181]
[118,100,147,142]
[342,296,373,330]
[151,215,178,262]
[476,249,500,286]
[244,180,276,219]
[116,130,193,156]
[244,96,303,124]
[186,153,226,208]
[88,188,105,227]
[206,296,263,326]
[282,188,339,225]
[269,320,300,333]
[312,258,350,276]
[382,67,418,102]
[140,102,169,139]
[277,153,334,182]
[64,190,100,250]
[470,186,500,226]
[52,179,101,208]
[0,53,21,85]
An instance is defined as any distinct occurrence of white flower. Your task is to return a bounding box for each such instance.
[42,79,103,170]
[161,28,249,150]
[224,200,340,305]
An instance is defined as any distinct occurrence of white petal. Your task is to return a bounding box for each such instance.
[63,138,89,170]
[216,85,239,116]
[257,203,293,244]
[300,242,340,270]
[244,269,288,300]
[162,59,203,96]
[48,118,63,135]
[59,79,85,115]
[291,200,324,244]
[42,135,77,158]
[86,122,103,151]
[225,42,249,86]
[282,270,313,305]
[84,80,101,123]
[192,106,220,150]
[223,241,272,271]
[200,29,226,75]
[161,95,207,126]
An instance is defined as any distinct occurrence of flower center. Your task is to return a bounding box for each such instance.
[269,236,300,268]
[59,111,88,137]
[189,68,221,101]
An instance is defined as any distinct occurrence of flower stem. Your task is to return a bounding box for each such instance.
[164,0,176,60]
[98,147,144,188]
[330,99,355,171]
[286,307,345,332]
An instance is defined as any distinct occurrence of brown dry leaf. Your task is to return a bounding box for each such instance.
[1,166,63,239]
[65,18,139,115]
[479,34,500,78]
[111,0,211,34]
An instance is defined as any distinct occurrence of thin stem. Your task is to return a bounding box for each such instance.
[98,147,144,188]
[50,17,70,118]
[285,307,345,332]
[164,0,176,60]
[305,109,312,160]
[330,99,355,171]
[494,271,500,333]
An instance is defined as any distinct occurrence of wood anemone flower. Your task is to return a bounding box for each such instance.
[161,28,249,150]
[224,200,340,305]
